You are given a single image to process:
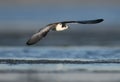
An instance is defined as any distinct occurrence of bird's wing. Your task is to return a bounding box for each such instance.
[26,24,55,45]
[60,19,104,24]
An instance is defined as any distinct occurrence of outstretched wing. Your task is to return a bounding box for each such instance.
[26,24,54,45]
[26,19,104,45]
[61,19,104,24]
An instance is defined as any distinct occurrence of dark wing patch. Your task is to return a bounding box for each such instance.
[26,25,53,45]
[77,19,104,24]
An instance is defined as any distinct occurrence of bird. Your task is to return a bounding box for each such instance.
[26,19,104,45]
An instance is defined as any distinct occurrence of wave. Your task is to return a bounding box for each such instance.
[0,69,120,73]
[0,59,120,64]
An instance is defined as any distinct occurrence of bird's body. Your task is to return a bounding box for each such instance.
[52,23,69,31]
[26,19,104,45]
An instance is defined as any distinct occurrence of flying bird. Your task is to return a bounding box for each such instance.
[26,19,104,45]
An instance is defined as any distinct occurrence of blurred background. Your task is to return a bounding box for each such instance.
[0,0,120,82]
[0,0,120,46]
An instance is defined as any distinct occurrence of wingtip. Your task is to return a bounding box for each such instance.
[26,41,31,46]
[26,40,33,45]
[97,19,104,22]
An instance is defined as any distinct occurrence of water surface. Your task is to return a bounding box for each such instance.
[0,46,120,72]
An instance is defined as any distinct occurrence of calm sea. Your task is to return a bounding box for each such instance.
[0,46,120,73]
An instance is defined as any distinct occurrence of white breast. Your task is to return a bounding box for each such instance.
[55,23,68,31]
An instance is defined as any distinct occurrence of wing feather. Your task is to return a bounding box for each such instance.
[26,25,54,45]
[61,19,104,24]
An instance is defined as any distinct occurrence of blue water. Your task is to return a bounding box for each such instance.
[0,46,120,59]
[0,46,120,72]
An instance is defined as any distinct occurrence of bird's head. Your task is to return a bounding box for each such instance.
[55,23,69,31]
